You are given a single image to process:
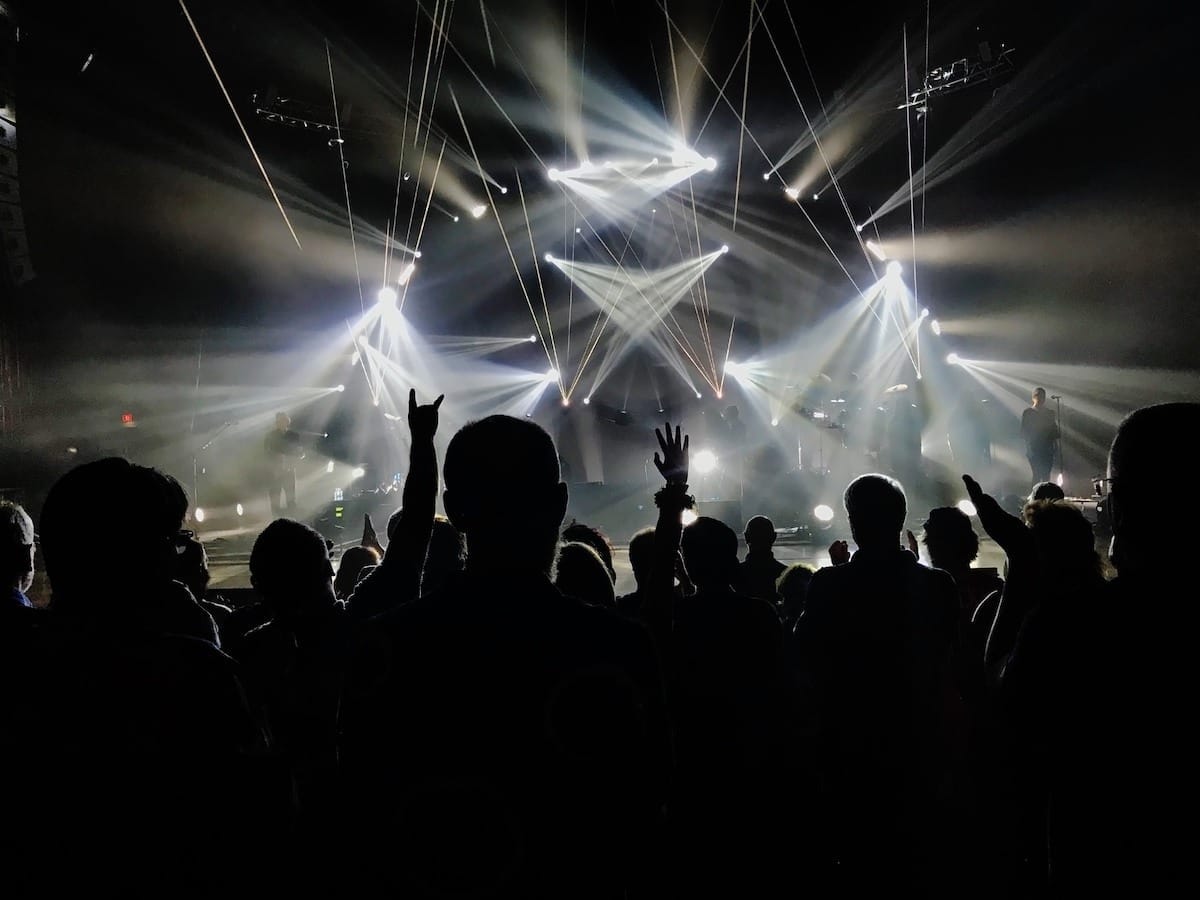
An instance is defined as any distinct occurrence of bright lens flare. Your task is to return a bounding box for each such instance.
[958,499,978,517]
[693,449,718,475]
[377,286,398,305]
[470,203,487,219]
[946,353,960,365]
[813,504,835,523]
[681,509,699,526]
[194,508,206,523]
[351,466,366,479]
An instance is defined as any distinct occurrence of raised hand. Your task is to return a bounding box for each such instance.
[408,389,444,442]
[362,513,384,554]
[653,422,690,485]
[829,539,851,566]
[962,473,1025,552]
[906,529,919,556]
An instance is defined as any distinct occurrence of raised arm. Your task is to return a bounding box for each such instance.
[643,422,690,646]
[347,390,442,619]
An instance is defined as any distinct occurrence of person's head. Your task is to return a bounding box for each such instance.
[249,519,337,620]
[1032,387,1046,408]
[424,516,466,594]
[334,545,380,600]
[274,412,291,431]
[171,535,210,602]
[627,527,656,590]
[776,563,815,613]
[921,507,979,571]
[561,522,616,584]
[680,516,739,590]
[1108,403,1200,576]
[40,458,189,610]
[743,515,777,553]
[843,473,907,551]
[554,541,616,608]
[443,415,567,574]
[1024,500,1104,588]
[1029,481,1065,504]
[0,500,36,594]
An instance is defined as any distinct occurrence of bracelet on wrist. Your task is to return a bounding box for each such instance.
[655,483,695,510]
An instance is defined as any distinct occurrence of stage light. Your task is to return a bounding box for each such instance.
[471,203,487,219]
[403,172,410,181]
[583,397,590,405]
[651,158,659,165]
[545,368,560,382]
[415,250,422,258]
[377,286,398,305]
[373,398,380,406]
[1056,473,1064,487]
[920,308,930,318]
[813,504,835,523]
[946,353,960,365]
[693,449,718,475]
[957,499,978,517]
[194,508,206,523]
[716,391,723,400]
[351,351,360,365]
[499,186,508,194]
[886,260,902,277]
[528,334,537,342]
[695,391,702,399]
[682,509,699,526]
[704,157,717,171]
[866,240,887,262]
[575,227,581,234]
[771,418,779,427]
[351,466,366,479]
[561,398,570,407]
[544,252,554,262]
[720,244,730,254]
[931,319,942,335]
[336,384,345,392]
[812,193,820,200]
[547,168,560,181]
[784,186,800,200]
[453,216,460,222]
[326,459,335,473]
[398,262,416,285]
[856,223,865,233]
[762,172,771,181]
[236,503,244,517]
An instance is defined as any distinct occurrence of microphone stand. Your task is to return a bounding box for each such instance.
[193,421,236,510]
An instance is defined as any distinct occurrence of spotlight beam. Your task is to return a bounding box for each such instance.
[324,41,364,312]
[515,170,563,394]
[176,1,302,251]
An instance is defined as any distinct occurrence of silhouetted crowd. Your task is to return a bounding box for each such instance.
[2,396,1197,898]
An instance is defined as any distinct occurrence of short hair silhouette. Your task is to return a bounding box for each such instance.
[171,535,210,602]
[1030,481,1065,503]
[249,518,334,613]
[1024,500,1103,584]
[562,522,616,583]
[0,500,36,593]
[40,458,188,609]
[743,515,777,549]
[1108,402,1200,571]
[776,562,815,607]
[443,415,567,572]
[843,473,907,550]
[921,506,979,568]
[681,516,739,588]
[627,527,656,587]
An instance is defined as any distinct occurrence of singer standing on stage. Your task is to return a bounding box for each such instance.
[265,412,305,514]
[1020,387,1059,487]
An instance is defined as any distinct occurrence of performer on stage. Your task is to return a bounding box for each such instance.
[265,412,305,515]
[1020,387,1059,487]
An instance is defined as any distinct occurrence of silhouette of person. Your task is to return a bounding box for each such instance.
[794,473,959,892]
[1021,388,1058,487]
[265,412,304,514]
[341,414,669,898]
[738,514,787,605]
[0,500,36,610]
